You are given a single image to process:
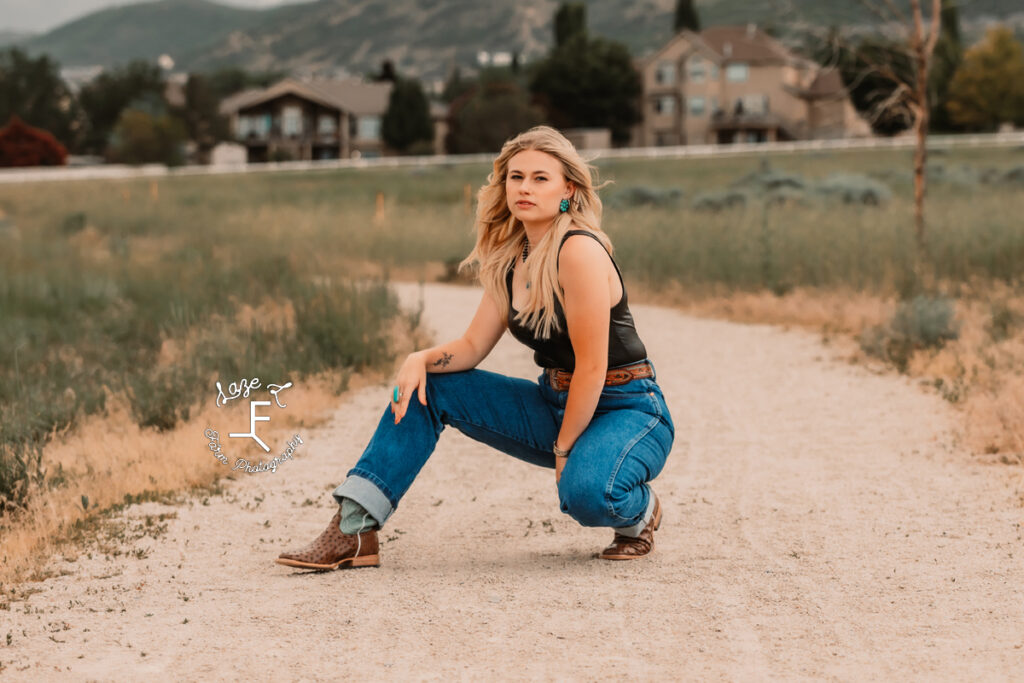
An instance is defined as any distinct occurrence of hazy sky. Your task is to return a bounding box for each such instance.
[0,0,308,33]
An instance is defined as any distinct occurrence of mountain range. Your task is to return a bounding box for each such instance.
[16,0,1024,81]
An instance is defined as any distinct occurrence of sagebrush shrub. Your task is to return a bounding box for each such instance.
[860,295,960,371]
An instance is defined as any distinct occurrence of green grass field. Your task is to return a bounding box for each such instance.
[1,144,1022,511]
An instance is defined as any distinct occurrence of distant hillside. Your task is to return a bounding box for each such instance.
[0,30,33,47]
[24,0,268,67]
[24,0,1024,79]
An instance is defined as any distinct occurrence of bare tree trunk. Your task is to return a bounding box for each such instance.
[912,34,929,267]
[910,0,942,287]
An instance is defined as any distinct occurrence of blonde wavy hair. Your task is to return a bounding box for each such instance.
[459,125,612,339]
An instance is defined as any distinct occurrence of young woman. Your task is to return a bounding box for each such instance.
[277,126,674,569]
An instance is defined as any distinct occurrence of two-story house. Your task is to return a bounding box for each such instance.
[219,78,393,162]
[636,24,871,146]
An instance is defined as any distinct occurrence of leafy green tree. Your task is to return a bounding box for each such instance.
[0,48,83,149]
[106,108,187,166]
[77,60,165,155]
[446,74,545,154]
[381,77,434,154]
[674,0,700,32]
[529,33,641,145]
[946,26,1024,130]
[554,2,587,47]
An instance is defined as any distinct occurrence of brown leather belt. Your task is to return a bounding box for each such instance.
[545,360,654,392]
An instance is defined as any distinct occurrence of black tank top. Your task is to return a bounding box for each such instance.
[506,230,648,371]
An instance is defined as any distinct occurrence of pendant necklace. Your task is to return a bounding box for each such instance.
[522,240,531,289]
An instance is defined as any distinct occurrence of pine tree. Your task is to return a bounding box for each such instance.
[929,0,963,131]
[381,77,434,154]
[554,2,586,47]
[674,0,700,33]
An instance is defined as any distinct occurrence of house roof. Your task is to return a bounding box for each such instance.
[640,24,810,69]
[698,25,795,64]
[640,29,721,67]
[218,78,392,116]
[218,87,264,115]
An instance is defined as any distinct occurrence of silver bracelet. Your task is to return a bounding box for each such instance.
[553,442,570,458]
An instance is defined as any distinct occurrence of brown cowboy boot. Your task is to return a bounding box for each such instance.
[598,493,662,560]
[276,507,380,570]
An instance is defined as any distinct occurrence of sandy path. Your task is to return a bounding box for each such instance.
[3,282,1023,681]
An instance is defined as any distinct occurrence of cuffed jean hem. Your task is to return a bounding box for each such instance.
[612,486,656,538]
[332,472,394,528]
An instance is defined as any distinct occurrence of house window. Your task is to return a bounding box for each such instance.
[654,96,676,115]
[318,114,337,136]
[655,61,676,86]
[726,63,749,82]
[710,64,719,80]
[282,105,303,136]
[688,96,706,116]
[356,115,381,140]
[654,131,676,147]
[687,57,705,84]
[236,115,252,138]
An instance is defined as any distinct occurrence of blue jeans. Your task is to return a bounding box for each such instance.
[333,362,674,535]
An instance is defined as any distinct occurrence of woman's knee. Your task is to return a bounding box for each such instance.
[557,475,611,528]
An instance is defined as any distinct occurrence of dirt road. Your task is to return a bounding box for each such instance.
[3,282,1023,680]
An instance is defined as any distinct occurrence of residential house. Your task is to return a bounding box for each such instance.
[219,78,393,162]
[635,24,871,146]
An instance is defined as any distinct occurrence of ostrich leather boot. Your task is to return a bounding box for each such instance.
[276,507,380,570]
[598,493,662,560]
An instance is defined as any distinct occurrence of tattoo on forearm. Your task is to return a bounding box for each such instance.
[432,352,454,368]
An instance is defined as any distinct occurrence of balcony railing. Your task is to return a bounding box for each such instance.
[237,130,341,144]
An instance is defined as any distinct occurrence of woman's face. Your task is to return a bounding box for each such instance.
[505,149,573,227]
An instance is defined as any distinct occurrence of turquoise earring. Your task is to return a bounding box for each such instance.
[559,198,570,213]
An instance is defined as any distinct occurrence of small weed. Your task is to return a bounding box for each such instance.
[986,300,1021,342]
[934,377,967,404]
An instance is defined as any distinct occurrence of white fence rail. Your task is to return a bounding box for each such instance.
[1,132,1022,185]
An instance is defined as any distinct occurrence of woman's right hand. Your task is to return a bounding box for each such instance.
[392,351,428,425]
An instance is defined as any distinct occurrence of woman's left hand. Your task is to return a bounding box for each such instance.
[555,455,568,484]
